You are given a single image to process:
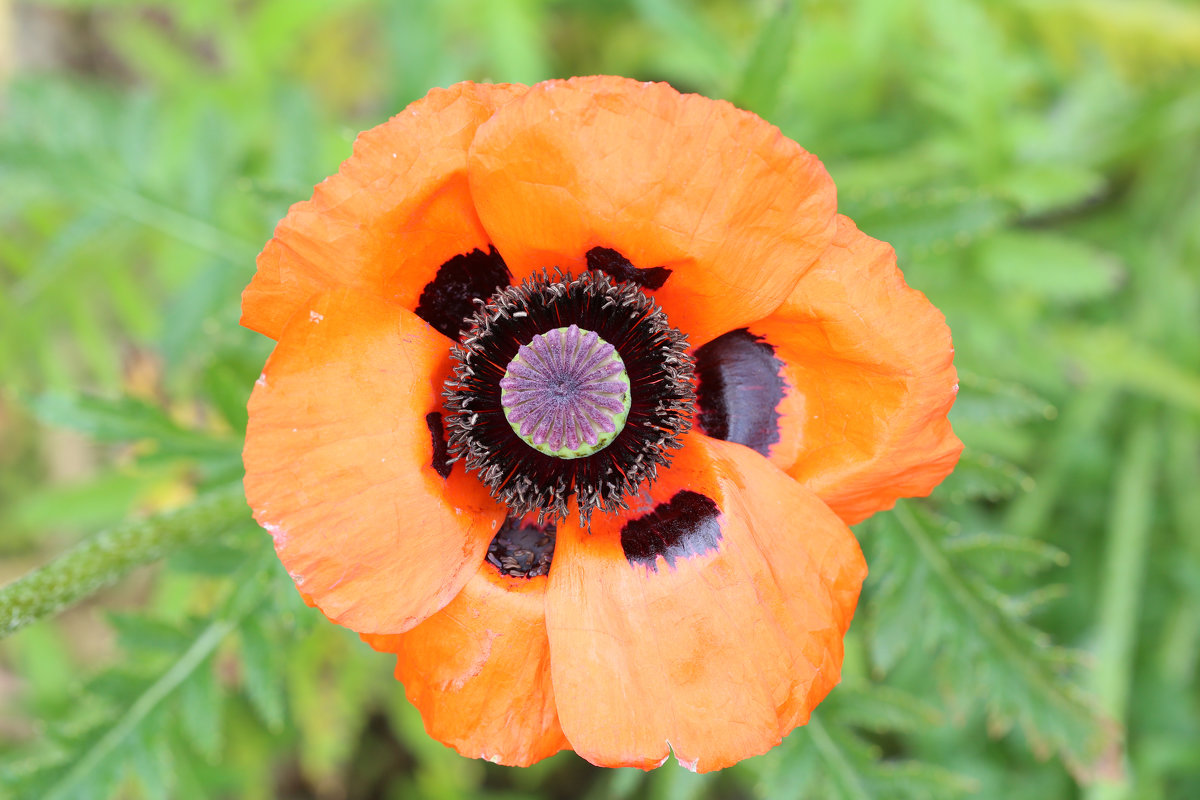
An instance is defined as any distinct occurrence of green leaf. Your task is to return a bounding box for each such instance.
[996,163,1106,216]
[845,187,1015,258]
[33,555,273,800]
[1060,326,1200,414]
[239,616,286,732]
[107,613,194,655]
[168,541,254,576]
[829,683,945,735]
[978,231,1122,303]
[943,532,1070,577]
[733,1,799,118]
[129,725,174,800]
[178,656,223,761]
[201,356,253,433]
[874,503,1113,775]
[951,372,1057,425]
[9,211,113,306]
[86,670,153,710]
[937,449,1035,504]
[5,471,154,533]
[286,624,378,788]
[28,391,238,456]
[754,712,974,800]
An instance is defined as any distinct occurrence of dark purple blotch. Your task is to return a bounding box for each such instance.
[693,329,785,457]
[621,490,722,571]
[586,247,671,290]
[415,246,511,339]
[425,412,452,479]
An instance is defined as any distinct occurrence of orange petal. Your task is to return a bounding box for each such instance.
[544,432,866,772]
[364,557,570,767]
[244,288,505,634]
[242,82,527,340]
[467,76,838,347]
[744,215,962,525]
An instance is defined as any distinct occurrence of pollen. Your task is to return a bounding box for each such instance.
[500,325,630,458]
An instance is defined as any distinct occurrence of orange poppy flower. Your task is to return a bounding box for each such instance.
[242,76,961,772]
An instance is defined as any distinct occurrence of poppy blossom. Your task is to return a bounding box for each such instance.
[242,76,961,772]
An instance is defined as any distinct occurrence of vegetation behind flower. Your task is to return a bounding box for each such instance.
[1,1,1198,798]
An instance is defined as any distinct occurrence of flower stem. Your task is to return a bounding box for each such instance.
[1084,420,1159,800]
[43,547,274,800]
[0,483,249,638]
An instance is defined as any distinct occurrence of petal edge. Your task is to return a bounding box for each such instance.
[244,288,505,634]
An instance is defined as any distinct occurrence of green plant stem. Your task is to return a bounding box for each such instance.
[732,0,799,118]
[43,551,273,800]
[1085,420,1159,800]
[1004,389,1114,537]
[0,483,248,638]
[1161,415,1200,684]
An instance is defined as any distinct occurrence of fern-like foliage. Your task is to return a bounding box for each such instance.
[2,542,277,800]
[864,502,1112,776]
[741,684,978,800]
[0,80,260,395]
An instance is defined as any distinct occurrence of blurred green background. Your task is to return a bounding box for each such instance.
[1,0,1198,798]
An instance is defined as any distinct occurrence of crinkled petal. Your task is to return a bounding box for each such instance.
[244,288,504,634]
[242,82,527,340]
[467,76,838,347]
[746,216,962,524]
[363,561,569,767]
[544,432,866,772]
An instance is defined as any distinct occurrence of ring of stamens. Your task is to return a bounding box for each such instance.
[443,269,695,523]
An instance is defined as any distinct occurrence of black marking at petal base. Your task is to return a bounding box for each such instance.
[621,490,722,571]
[425,412,452,479]
[415,247,511,339]
[693,329,785,457]
[586,247,671,290]
[486,515,556,578]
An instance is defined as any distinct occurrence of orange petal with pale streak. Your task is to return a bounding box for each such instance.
[364,560,569,767]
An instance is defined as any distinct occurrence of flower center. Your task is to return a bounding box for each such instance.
[443,268,695,523]
[500,325,631,459]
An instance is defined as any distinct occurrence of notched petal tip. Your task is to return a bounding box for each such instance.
[545,433,866,772]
